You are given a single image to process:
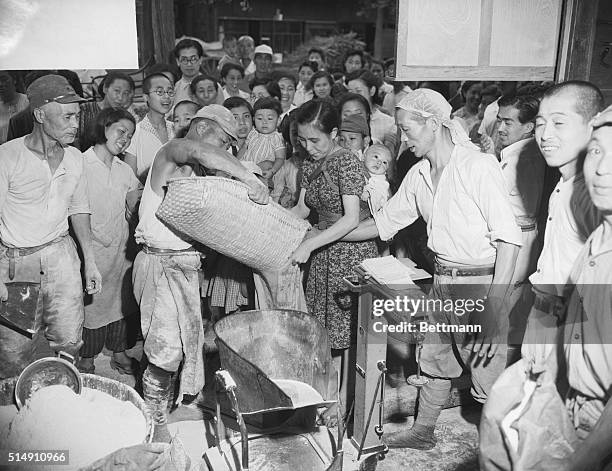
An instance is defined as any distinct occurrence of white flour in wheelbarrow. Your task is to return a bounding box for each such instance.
[270,379,324,408]
[0,384,146,470]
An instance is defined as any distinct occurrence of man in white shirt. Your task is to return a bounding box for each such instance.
[132,104,268,442]
[245,44,274,85]
[0,75,101,377]
[557,110,612,471]
[173,39,205,105]
[344,89,522,449]
[496,93,546,358]
[481,94,611,471]
[521,81,603,374]
[124,74,175,182]
[479,82,518,157]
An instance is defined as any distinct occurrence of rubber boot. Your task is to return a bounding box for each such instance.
[385,378,452,450]
[143,364,173,443]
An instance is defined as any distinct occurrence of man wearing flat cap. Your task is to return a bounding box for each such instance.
[0,74,102,377]
[132,103,268,442]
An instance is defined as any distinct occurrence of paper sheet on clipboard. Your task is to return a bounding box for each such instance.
[359,256,430,289]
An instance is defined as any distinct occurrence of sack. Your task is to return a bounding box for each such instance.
[480,358,578,471]
[156,177,311,272]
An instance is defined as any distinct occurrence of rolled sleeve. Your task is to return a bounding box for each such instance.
[375,173,419,241]
[471,154,522,247]
[68,165,91,215]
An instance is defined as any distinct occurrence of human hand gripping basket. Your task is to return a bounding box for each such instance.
[156,177,311,272]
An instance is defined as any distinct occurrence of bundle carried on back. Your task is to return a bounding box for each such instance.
[156,177,311,272]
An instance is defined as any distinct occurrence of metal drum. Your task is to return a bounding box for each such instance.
[214,310,338,415]
[14,354,81,409]
[0,373,152,443]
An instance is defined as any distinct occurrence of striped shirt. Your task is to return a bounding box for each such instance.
[241,128,285,164]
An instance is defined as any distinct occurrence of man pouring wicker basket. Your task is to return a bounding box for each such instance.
[132,104,268,443]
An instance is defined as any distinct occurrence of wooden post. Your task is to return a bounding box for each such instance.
[373,5,385,60]
[142,0,176,65]
[152,0,176,64]
[556,0,601,80]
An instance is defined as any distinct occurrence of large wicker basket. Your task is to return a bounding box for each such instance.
[156,177,311,271]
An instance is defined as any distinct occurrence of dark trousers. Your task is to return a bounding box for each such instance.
[80,318,127,358]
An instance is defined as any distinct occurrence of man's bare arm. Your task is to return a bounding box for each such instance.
[341,218,380,242]
[470,240,520,358]
[488,240,520,298]
[70,213,102,294]
[151,138,268,204]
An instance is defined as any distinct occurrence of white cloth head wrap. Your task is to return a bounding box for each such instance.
[396,88,479,150]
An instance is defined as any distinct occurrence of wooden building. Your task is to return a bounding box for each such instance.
[173,0,396,58]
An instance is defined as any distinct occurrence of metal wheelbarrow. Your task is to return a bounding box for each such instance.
[204,310,344,471]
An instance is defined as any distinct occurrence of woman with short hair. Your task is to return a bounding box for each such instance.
[290,99,378,426]
[78,107,142,375]
[345,69,398,156]
[77,71,136,151]
[190,74,225,107]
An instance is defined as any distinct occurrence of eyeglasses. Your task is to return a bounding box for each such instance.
[179,55,200,65]
[149,88,175,97]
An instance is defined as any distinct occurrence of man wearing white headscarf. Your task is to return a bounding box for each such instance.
[343,88,522,449]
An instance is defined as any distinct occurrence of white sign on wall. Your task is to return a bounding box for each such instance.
[0,0,138,70]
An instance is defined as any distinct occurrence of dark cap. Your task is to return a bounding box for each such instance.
[340,113,370,136]
[27,74,85,110]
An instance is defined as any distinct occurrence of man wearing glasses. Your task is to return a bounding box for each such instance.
[173,38,205,105]
[124,73,176,182]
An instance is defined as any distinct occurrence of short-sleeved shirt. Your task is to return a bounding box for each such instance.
[242,129,285,164]
[82,148,140,246]
[0,136,90,247]
[529,173,600,297]
[125,114,174,181]
[563,223,612,401]
[301,149,367,215]
[375,145,522,266]
[499,137,546,227]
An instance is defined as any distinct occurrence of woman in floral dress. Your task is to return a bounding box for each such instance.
[290,99,378,424]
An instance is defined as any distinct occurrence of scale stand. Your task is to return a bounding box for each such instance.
[406,342,429,388]
[344,267,432,468]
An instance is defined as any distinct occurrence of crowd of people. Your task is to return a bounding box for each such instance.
[0,33,611,470]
